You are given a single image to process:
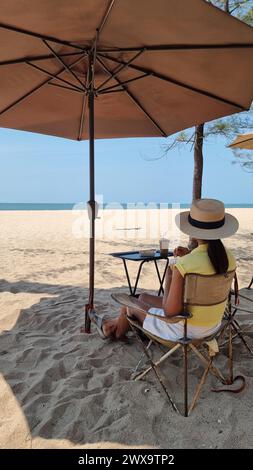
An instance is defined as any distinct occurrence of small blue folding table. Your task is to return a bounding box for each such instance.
[110,250,173,296]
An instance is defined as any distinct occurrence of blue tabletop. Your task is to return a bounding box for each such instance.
[110,250,173,261]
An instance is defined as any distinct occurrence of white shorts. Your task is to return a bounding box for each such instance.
[143,307,221,341]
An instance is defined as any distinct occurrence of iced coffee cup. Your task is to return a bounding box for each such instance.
[159,238,169,258]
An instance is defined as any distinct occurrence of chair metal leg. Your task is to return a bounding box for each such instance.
[188,359,212,416]
[231,320,253,356]
[131,339,153,375]
[189,344,226,384]
[219,331,239,348]
[228,320,233,384]
[222,318,253,353]
[219,319,250,348]
[215,318,252,386]
[183,344,188,417]
[134,344,181,380]
[130,325,180,413]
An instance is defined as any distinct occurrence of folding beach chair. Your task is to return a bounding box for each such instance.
[112,270,235,417]
[220,282,253,369]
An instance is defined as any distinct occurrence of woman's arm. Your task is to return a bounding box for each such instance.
[163,267,184,317]
[162,266,172,309]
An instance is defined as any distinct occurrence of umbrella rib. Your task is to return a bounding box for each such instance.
[98,89,125,94]
[97,43,253,53]
[42,40,86,91]
[48,82,84,94]
[96,49,145,92]
[98,73,151,94]
[91,32,99,88]
[0,22,85,51]
[26,61,85,93]
[0,51,84,67]
[97,56,167,137]
[0,55,86,117]
[89,0,116,86]
[99,53,246,111]
[78,74,89,141]
[96,0,116,37]
[78,93,88,141]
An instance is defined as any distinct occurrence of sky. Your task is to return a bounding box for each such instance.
[0,127,252,205]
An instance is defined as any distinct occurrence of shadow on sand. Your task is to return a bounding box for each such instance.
[1,278,253,448]
[0,279,160,447]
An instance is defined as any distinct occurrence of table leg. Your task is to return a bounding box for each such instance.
[123,259,133,296]
[122,258,169,297]
[154,259,163,295]
[133,260,146,296]
[156,259,169,296]
[247,276,253,289]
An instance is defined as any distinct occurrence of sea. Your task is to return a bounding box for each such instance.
[0,203,253,211]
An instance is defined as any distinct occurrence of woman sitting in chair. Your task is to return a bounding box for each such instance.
[90,199,238,341]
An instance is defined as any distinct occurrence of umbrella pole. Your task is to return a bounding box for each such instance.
[84,54,95,334]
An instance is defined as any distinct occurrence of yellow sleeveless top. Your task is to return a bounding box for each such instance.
[175,243,236,327]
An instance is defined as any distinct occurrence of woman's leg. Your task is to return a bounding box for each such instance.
[103,303,147,339]
[138,292,163,309]
[102,292,164,340]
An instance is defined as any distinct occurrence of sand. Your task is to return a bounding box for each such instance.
[0,208,252,449]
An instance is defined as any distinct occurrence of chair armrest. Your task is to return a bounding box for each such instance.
[111,292,149,314]
[112,293,192,323]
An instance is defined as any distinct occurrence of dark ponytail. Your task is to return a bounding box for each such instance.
[206,239,229,274]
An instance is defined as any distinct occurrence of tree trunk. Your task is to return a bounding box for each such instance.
[189,0,229,250]
[188,123,204,250]
[192,123,204,200]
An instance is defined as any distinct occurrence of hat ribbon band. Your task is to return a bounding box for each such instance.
[188,214,225,230]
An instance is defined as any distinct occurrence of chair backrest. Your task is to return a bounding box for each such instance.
[183,270,235,307]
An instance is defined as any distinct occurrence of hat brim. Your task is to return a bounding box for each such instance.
[175,211,239,240]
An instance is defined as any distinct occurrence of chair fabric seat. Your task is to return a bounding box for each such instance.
[128,316,223,349]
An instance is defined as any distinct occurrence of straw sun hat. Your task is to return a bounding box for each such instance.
[175,199,239,240]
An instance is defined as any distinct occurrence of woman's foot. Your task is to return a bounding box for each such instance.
[102,318,118,338]
[102,317,129,340]
[88,310,129,340]
[88,311,116,339]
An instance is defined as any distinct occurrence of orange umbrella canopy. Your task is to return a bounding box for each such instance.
[229,133,253,150]
[0,0,253,141]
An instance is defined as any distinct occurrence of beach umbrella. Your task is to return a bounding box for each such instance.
[0,0,253,333]
[229,132,253,150]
